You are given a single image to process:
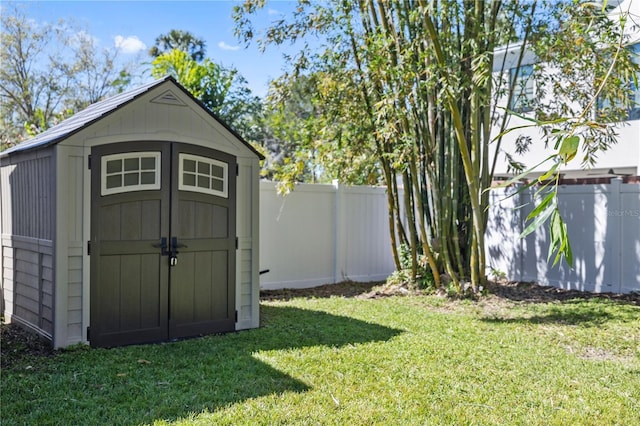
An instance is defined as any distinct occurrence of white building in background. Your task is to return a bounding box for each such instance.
[490,0,640,179]
[484,1,640,295]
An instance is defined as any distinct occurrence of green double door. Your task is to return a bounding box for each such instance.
[90,142,236,348]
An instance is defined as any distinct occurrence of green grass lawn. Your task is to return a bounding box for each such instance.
[2,289,639,425]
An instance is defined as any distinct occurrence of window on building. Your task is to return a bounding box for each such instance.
[597,43,640,121]
[101,152,161,196]
[509,64,535,113]
[179,153,228,198]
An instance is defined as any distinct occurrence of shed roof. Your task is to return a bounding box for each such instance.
[1,75,264,159]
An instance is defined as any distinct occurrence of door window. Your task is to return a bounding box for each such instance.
[101,152,161,195]
[178,153,228,198]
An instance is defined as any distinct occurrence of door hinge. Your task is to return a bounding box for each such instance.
[86,327,91,341]
[235,237,238,250]
[236,164,239,176]
[88,155,92,170]
[87,241,91,256]
[235,310,238,322]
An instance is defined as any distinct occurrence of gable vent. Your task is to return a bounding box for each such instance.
[151,90,186,106]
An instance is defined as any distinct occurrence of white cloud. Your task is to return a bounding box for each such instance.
[218,41,240,51]
[114,35,146,54]
[268,8,281,15]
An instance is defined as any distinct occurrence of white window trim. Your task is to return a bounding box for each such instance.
[510,64,535,113]
[178,153,228,198]
[101,152,161,196]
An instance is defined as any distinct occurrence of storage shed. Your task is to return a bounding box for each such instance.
[0,76,263,348]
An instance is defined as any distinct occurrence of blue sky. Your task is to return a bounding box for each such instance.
[14,1,306,97]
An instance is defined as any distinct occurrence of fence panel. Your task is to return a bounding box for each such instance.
[338,185,396,283]
[260,180,639,293]
[619,183,640,293]
[259,182,395,290]
[486,179,640,294]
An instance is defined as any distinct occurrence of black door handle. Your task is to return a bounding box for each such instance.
[154,237,188,266]
[153,237,170,256]
[171,237,188,254]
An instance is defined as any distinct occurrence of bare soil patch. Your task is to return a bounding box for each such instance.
[485,280,639,305]
[260,280,381,301]
[261,279,640,307]
[1,322,54,369]
[574,345,634,363]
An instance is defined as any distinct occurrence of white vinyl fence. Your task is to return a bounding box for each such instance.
[260,179,640,294]
[486,178,640,294]
[259,181,396,290]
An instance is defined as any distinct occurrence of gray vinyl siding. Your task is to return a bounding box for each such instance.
[67,255,83,342]
[1,237,54,338]
[238,246,253,322]
[63,152,85,344]
[1,151,54,240]
[235,159,259,329]
[1,150,55,341]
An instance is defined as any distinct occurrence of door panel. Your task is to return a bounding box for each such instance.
[169,143,236,339]
[90,142,170,348]
[90,142,236,347]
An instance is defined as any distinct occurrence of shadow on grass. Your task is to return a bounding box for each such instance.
[1,304,402,425]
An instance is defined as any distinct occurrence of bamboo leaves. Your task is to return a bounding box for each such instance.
[519,190,573,267]
[558,135,580,164]
[549,208,573,266]
[521,191,556,239]
[514,134,580,268]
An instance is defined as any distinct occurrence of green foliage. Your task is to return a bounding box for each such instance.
[23,108,74,138]
[261,73,382,191]
[386,244,435,290]
[490,3,639,269]
[488,266,507,281]
[549,208,573,266]
[235,0,532,292]
[513,2,640,169]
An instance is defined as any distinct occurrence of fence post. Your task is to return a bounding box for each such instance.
[332,180,345,284]
[514,183,524,282]
[610,177,623,293]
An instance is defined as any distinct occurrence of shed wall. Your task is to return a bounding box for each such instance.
[1,153,53,239]
[1,150,55,339]
[54,147,86,345]
[236,159,260,329]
